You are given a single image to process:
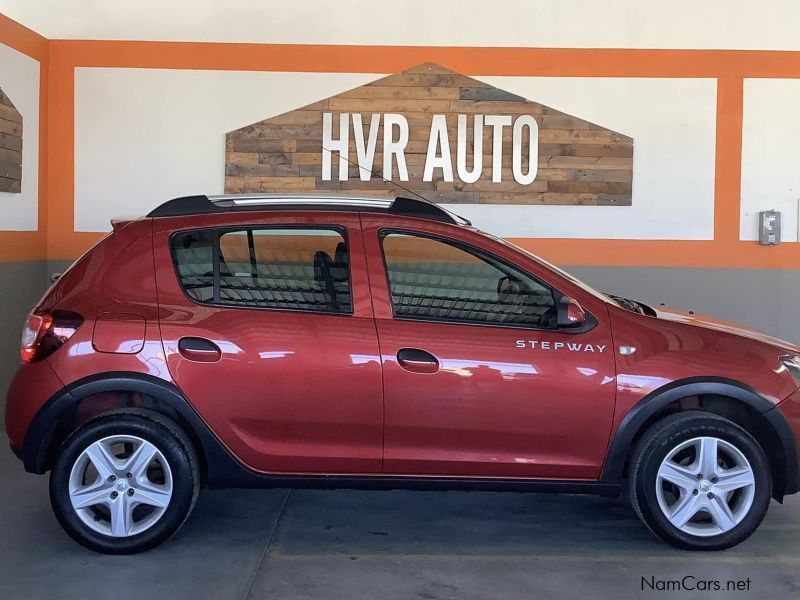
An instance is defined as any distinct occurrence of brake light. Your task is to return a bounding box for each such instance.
[20,310,83,363]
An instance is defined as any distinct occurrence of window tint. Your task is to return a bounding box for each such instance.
[381,233,556,328]
[172,228,351,314]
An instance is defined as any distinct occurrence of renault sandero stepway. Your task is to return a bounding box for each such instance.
[6,194,800,553]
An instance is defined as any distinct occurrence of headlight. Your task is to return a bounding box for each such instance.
[780,355,800,385]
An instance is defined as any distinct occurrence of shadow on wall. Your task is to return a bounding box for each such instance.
[0,261,46,423]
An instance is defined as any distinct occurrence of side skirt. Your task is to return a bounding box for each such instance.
[206,471,622,496]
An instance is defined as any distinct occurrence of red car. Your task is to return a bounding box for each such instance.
[5,194,800,554]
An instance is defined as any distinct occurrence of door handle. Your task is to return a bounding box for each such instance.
[397,348,439,374]
[178,337,222,363]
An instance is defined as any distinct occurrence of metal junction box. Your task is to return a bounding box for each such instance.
[759,210,781,245]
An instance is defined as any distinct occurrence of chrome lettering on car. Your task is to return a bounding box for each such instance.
[515,340,607,353]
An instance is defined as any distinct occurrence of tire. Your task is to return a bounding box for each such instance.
[628,411,771,551]
[49,411,200,554]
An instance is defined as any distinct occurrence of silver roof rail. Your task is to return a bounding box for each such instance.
[147,193,471,226]
[207,193,395,209]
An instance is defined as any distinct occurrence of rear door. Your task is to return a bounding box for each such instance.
[153,212,383,474]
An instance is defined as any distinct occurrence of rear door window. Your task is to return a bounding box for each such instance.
[172,227,351,314]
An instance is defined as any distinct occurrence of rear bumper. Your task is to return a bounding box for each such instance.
[5,360,66,454]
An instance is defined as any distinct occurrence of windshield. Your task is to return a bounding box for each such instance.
[486,234,612,304]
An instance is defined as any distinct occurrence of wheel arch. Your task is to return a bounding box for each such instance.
[21,371,227,479]
[601,376,799,500]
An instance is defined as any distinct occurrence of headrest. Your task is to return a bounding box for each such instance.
[334,242,348,266]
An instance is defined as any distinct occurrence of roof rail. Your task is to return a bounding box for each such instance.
[146,193,471,225]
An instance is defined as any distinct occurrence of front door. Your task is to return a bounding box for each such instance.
[362,216,616,480]
[154,213,383,475]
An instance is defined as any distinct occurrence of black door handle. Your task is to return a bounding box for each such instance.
[178,337,221,362]
[397,348,439,374]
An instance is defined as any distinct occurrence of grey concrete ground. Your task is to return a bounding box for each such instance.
[0,444,798,600]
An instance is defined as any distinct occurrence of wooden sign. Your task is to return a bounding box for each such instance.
[225,64,633,206]
[0,86,22,194]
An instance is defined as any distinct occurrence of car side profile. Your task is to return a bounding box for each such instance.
[5,194,800,554]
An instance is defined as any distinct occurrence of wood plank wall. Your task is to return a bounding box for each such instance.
[225,64,633,206]
[0,87,22,194]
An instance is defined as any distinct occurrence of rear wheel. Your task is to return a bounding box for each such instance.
[50,412,200,554]
[629,411,771,550]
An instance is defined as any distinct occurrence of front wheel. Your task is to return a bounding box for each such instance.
[50,412,200,554]
[629,411,771,550]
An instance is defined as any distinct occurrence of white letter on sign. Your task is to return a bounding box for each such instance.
[383,114,410,181]
[484,115,512,182]
[512,115,538,185]
[352,114,380,181]
[322,112,349,181]
[456,114,483,184]
[423,114,454,182]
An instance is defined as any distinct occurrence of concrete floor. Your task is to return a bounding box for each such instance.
[1,445,798,600]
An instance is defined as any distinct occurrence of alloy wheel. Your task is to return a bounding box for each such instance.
[68,435,173,537]
[655,436,756,537]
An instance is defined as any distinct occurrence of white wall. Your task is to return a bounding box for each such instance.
[74,68,717,239]
[74,69,378,232]
[741,79,800,243]
[5,0,800,50]
[466,77,716,240]
[0,42,39,231]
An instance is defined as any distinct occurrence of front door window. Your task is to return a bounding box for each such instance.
[381,232,557,329]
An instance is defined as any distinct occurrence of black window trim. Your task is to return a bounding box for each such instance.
[378,228,596,333]
[169,223,354,317]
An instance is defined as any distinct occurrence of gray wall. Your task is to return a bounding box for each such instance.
[0,261,47,420]
[567,266,800,344]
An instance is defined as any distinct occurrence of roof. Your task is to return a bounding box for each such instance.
[146,194,471,226]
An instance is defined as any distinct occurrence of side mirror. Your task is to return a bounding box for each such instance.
[557,296,587,328]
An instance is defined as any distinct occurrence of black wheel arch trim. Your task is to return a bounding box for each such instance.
[600,376,799,496]
[21,371,234,476]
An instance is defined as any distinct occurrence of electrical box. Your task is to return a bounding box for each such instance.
[759,210,781,245]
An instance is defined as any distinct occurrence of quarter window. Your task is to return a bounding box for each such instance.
[172,227,351,314]
[381,232,556,328]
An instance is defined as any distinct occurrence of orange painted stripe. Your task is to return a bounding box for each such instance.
[0,231,46,261]
[48,41,800,78]
[37,50,49,260]
[714,78,744,242]
[509,239,800,269]
[45,48,74,261]
[0,12,47,61]
[4,33,800,267]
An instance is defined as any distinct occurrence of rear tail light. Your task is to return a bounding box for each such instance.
[20,310,83,363]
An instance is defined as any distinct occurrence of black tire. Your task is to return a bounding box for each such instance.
[628,411,771,551]
[49,410,200,554]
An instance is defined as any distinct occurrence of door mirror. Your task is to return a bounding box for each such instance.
[557,296,587,328]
